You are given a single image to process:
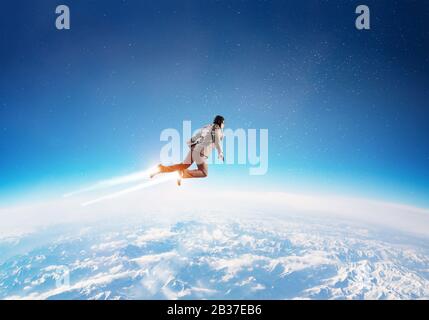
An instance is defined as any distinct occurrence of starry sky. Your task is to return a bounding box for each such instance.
[0,0,428,207]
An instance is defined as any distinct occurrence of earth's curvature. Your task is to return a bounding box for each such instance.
[1,201,428,300]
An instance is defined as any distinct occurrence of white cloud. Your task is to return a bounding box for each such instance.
[131,251,179,266]
[267,251,337,276]
[207,254,267,282]
[6,269,139,300]
[135,228,177,245]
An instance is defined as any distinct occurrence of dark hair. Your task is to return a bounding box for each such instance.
[213,115,225,127]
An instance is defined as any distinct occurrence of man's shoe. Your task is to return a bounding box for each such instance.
[177,170,183,186]
[150,164,163,179]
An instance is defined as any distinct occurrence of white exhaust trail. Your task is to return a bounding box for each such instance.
[81,174,176,207]
[63,166,158,198]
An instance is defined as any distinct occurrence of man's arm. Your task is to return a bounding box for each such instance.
[187,129,202,147]
[214,128,224,161]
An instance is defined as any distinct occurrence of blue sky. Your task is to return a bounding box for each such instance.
[0,0,428,207]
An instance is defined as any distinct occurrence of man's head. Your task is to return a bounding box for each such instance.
[213,115,225,129]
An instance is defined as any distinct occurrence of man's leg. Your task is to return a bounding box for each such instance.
[160,163,190,172]
[160,149,193,173]
[182,161,208,178]
[181,147,208,178]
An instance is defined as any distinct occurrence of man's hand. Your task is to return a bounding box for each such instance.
[218,152,224,162]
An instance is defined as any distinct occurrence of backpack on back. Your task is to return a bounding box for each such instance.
[189,124,216,147]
